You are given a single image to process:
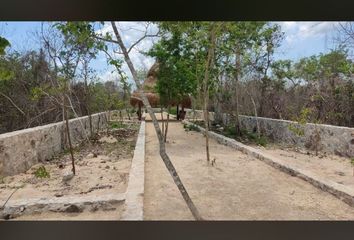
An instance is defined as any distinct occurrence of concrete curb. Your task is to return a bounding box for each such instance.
[121,120,145,220]
[182,120,354,208]
[1,193,125,219]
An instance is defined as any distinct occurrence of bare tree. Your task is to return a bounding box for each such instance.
[109,22,203,220]
[202,24,217,163]
[40,24,82,175]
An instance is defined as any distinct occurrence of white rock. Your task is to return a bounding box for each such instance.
[62,172,74,182]
[86,153,94,159]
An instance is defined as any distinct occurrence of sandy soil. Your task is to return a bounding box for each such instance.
[253,145,354,188]
[0,122,139,220]
[143,122,354,220]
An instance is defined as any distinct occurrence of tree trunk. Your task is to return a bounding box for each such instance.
[214,90,223,124]
[138,104,142,121]
[176,104,179,120]
[191,96,197,123]
[63,93,75,175]
[66,94,91,143]
[165,105,170,142]
[234,47,242,136]
[202,24,217,164]
[246,89,260,138]
[83,76,93,136]
[88,108,93,136]
[110,22,202,220]
[119,110,123,123]
[160,107,165,141]
[126,108,131,120]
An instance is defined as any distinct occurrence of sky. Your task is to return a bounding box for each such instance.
[0,21,345,85]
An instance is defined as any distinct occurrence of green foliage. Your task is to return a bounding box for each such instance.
[223,125,237,138]
[147,24,200,106]
[223,125,268,146]
[168,107,177,115]
[90,81,125,112]
[0,36,10,55]
[183,123,200,132]
[298,107,312,124]
[271,60,295,86]
[55,22,106,55]
[30,87,45,101]
[351,158,354,166]
[34,166,50,178]
[255,136,268,147]
[109,121,127,129]
[294,48,353,83]
[288,107,312,136]
[288,124,305,136]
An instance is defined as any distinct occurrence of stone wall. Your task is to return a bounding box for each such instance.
[184,109,354,158]
[0,112,109,177]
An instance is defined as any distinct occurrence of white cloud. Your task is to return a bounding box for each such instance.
[279,21,297,31]
[277,21,337,42]
[297,22,336,38]
[274,21,339,58]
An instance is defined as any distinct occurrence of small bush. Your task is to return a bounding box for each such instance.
[255,136,268,147]
[288,124,305,136]
[223,126,237,138]
[34,166,50,178]
[223,125,268,146]
[62,148,70,154]
[110,121,126,129]
[351,158,354,166]
[168,108,177,115]
[183,123,200,132]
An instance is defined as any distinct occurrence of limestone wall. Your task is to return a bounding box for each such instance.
[0,112,109,177]
[184,109,354,157]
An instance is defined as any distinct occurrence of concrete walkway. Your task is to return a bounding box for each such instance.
[143,121,354,220]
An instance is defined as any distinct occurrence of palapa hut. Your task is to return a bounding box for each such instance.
[130,62,191,120]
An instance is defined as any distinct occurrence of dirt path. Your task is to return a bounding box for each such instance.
[143,122,354,220]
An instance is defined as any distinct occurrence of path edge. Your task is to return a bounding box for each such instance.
[121,120,145,220]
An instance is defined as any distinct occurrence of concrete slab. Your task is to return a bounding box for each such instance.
[1,192,125,219]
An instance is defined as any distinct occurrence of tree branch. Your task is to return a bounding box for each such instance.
[110,21,203,221]
[0,92,26,116]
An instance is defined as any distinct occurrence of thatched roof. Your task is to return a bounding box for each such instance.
[130,62,191,108]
